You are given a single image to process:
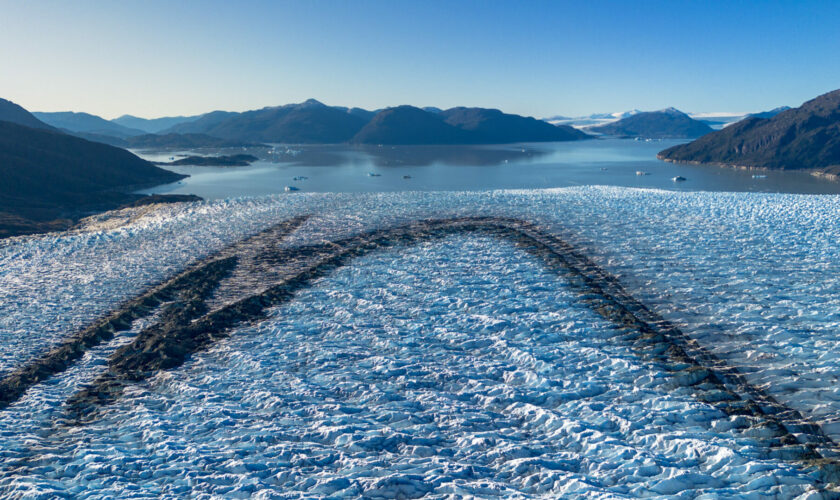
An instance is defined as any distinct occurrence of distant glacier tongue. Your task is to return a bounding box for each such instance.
[0,187,838,496]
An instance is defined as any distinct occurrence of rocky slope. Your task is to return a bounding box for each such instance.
[0,98,56,130]
[0,120,188,237]
[658,89,840,173]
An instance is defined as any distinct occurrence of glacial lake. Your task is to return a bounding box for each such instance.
[136,138,840,199]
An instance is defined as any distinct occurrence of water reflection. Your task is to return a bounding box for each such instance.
[353,144,548,167]
[135,139,840,199]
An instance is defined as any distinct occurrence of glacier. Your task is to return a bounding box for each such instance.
[1,186,840,497]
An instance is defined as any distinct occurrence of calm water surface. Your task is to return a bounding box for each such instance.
[136,139,840,199]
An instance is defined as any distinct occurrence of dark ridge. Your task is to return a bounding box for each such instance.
[154,154,258,167]
[4,215,830,480]
[658,89,840,173]
[0,121,180,192]
[0,98,56,130]
[589,108,713,139]
[0,216,308,408]
[0,120,189,238]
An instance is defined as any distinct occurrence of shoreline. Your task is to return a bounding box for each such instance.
[0,194,202,241]
[657,155,840,181]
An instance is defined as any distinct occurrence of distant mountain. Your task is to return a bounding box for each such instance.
[352,106,469,144]
[112,114,203,134]
[0,120,187,237]
[0,98,55,130]
[33,111,145,138]
[103,100,585,145]
[589,108,713,139]
[352,106,589,145]
[658,89,840,174]
[440,107,588,143]
[162,100,368,143]
[746,106,791,120]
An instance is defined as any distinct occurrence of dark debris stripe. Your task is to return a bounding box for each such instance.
[0,215,309,411]
[2,215,839,484]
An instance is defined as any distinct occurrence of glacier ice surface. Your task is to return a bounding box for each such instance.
[1,186,839,497]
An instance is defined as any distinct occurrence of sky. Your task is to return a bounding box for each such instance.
[1,0,838,119]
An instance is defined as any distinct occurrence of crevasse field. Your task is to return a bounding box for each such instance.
[1,186,840,498]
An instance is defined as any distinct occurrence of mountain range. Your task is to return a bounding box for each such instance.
[35,99,588,146]
[588,108,714,139]
[658,89,840,173]
[159,100,588,145]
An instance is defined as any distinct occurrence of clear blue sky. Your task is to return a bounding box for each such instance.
[1,0,838,119]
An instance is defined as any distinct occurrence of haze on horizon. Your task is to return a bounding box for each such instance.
[2,0,838,120]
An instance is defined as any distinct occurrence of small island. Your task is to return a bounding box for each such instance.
[155,154,259,167]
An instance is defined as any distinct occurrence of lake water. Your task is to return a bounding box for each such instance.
[136,138,840,199]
